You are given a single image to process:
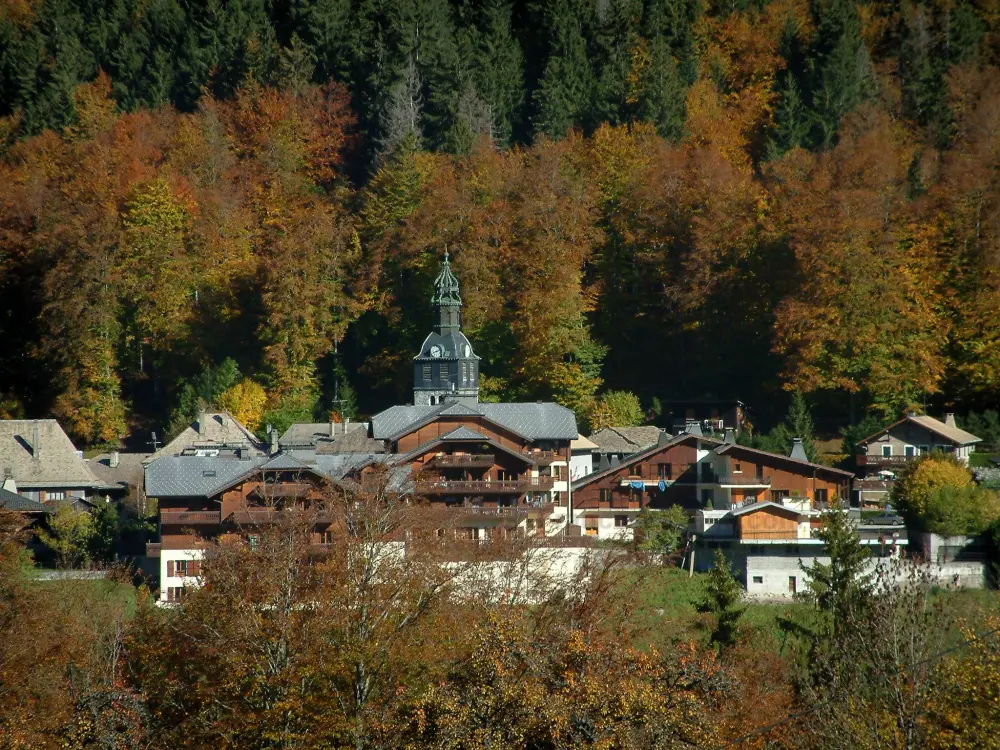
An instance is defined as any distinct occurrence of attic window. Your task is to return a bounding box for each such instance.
[202,470,217,477]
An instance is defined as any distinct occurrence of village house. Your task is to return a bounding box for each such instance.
[0,419,102,506]
[370,253,576,538]
[854,413,982,506]
[145,411,268,464]
[571,430,853,540]
[664,399,752,437]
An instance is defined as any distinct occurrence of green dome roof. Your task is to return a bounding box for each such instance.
[431,249,462,306]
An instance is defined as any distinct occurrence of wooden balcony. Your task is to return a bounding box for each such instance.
[524,450,560,465]
[716,474,772,487]
[248,482,315,499]
[160,510,221,526]
[855,478,893,491]
[415,477,556,495]
[856,455,913,467]
[146,543,161,558]
[427,453,496,469]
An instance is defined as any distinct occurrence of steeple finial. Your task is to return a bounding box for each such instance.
[431,246,462,306]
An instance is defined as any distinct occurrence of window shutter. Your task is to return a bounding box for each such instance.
[190,560,201,575]
[167,561,174,577]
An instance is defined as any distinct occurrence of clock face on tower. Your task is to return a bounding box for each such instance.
[429,345,442,358]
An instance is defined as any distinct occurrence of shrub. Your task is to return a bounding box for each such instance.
[922,485,1000,536]
[891,454,972,524]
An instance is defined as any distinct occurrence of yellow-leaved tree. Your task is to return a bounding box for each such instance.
[217,379,268,432]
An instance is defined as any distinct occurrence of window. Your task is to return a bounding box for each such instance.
[657,463,671,479]
[320,530,334,544]
[422,364,432,382]
[701,489,715,506]
[904,445,915,457]
[701,463,714,481]
[788,576,797,594]
[882,445,893,457]
[552,465,563,480]
[752,576,763,584]
[771,489,790,502]
[167,586,186,602]
[585,517,599,535]
[733,463,742,474]
[815,489,829,507]
[919,445,929,455]
[552,491,562,506]
[46,491,65,501]
[755,465,764,479]
[599,489,611,504]
[614,515,629,527]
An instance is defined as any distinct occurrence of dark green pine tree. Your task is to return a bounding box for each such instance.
[590,0,642,128]
[807,0,874,148]
[768,72,810,156]
[531,0,594,139]
[109,0,186,112]
[283,0,353,86]
[802,504,872,633]
[0,0,95,134]
[699,549,746,650]
[634,0,698,140]
[454,0,524,148]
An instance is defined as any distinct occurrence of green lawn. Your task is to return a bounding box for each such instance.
[970,452,995,468]
[623,566,803,653]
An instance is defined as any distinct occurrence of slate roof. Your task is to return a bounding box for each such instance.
[279,421,368,449]
[729,501,818,518]
[571,435,598,452]
[146,452,391,499]
[87,452,149,492]
[315,428,385,455]
[438,426,489,441]
[0,487,51,513]
[857,414,982,447]
[146,412,266,464]
[588,426,664,455]
[0,420,102,489]
[370,401,578,441]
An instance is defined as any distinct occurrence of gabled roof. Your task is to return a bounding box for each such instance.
[438,426,489,441]
[146,412,266,464]
[588,426,663,454]
[714,444,854,478]
[729,501,817,518]
[87,452,149,491]
[0,420,101,489]
[0,487,51,513]
[857,414,981,447]
[370,401,578,442]
[145,456,268,498]
[571,435,598,452]
[278,421,368,449]
[572,433,713,490]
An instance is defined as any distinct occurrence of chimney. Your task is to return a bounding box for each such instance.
[610,455,621,468]
[657,430,669,447]
[110,451,120,469]
[598,454,611,472]
[723,428,736,445]
[197,411,207,436]
[945,413,957,428]
[789,438,809,461]
[329,421,336,438]
[220,413,228,428]
[32,422,40,460]
[685,420,703,437]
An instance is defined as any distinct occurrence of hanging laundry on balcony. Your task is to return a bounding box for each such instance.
[629,480,645,490]
[658,480,667,492]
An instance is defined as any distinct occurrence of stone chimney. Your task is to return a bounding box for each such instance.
[32,422,40,460]
[110,451,120,469]
[789,437,809,461]
[723,428,736,445]
[329,421,336,438]
[197,411,207,436]
[945,413,957,428]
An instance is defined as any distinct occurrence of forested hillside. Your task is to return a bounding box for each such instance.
[1,0,1000,446]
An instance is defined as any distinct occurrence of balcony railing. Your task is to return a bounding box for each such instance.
[248,482,314,498]
[716,474,772,487]
[160,510,221,526]
[427,454,496,468]
[415,477,556,495]
[856,455,915,466]
[855,478,893,491]
[523,450,560,465]
[146,543,161,557]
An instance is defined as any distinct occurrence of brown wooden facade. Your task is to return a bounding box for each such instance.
[572,435,852,512]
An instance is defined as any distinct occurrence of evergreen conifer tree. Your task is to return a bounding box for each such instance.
[531,0,594,139]
[699,549,746,650]
[590,0,642,128]
[801,504,872,632]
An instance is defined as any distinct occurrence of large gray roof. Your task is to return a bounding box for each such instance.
[0,487,51,513]
[371,401,578,441]
[278,421,368,449]
[146,452,389,499]
[588,426,664,454]
[87,452,149,491]
[0,420,101,489]
[858,414,982,447]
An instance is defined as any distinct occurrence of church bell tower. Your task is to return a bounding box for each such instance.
[413,250,480,406]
